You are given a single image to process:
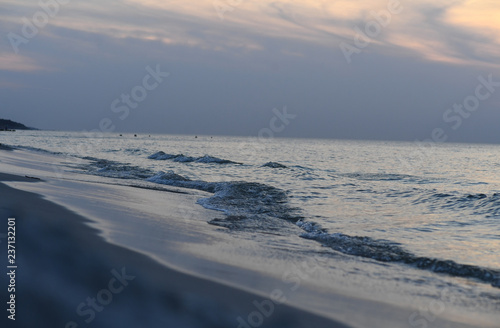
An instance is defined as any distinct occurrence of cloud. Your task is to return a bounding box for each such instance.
[2,0,498,69]
[446,0,500,38]
[0,53,42,72]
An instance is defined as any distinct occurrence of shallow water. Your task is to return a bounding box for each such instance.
[2,130,500,290]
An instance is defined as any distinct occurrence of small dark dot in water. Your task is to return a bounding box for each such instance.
[134,134,137,137]
[195,136,198,138]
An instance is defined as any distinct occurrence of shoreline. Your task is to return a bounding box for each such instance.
[0,148,497,328]
[0,175,349,328]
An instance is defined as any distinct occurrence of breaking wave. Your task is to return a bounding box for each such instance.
[24,144,499,291]
[0,143,16,151]
[146,171,301,231]
[297,221,500,288]
[148,151,240,164]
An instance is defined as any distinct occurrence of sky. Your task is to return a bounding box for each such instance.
[1,0,500,143]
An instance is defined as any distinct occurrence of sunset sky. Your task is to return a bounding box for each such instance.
[1,0,500,142]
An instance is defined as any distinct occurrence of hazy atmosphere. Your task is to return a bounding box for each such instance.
[2,0,500,142]
[2,2,500,327]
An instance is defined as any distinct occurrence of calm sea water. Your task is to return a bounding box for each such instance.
[2,130,500,289]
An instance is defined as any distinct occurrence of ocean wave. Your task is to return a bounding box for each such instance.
[148,151,240,164]
[148,151,182,160]
[262,162,288,169]
[414,191,500,218]
[16,145,63,155]
[82,158,154,180]
[343,172,410,181]
[199,181,295,217]
[147,171,301,229]
[146,171,214,191]
[195,155,237,164]
[342,172,436,184]
[147,170,192,183]
[147,169,500,286]
[124,148,143,154]
[174,155,197,162]
[297,221,500,288]
[0,143,16,151]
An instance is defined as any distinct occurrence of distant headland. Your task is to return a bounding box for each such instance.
[0,119,36,131]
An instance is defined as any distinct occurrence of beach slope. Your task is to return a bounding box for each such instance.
[0,175,349,328]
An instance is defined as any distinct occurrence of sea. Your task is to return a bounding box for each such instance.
[1,130,499,318]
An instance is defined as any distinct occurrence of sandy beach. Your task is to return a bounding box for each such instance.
[3,0,500,326]
[0,147,496,328]
[0,173,346,327]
